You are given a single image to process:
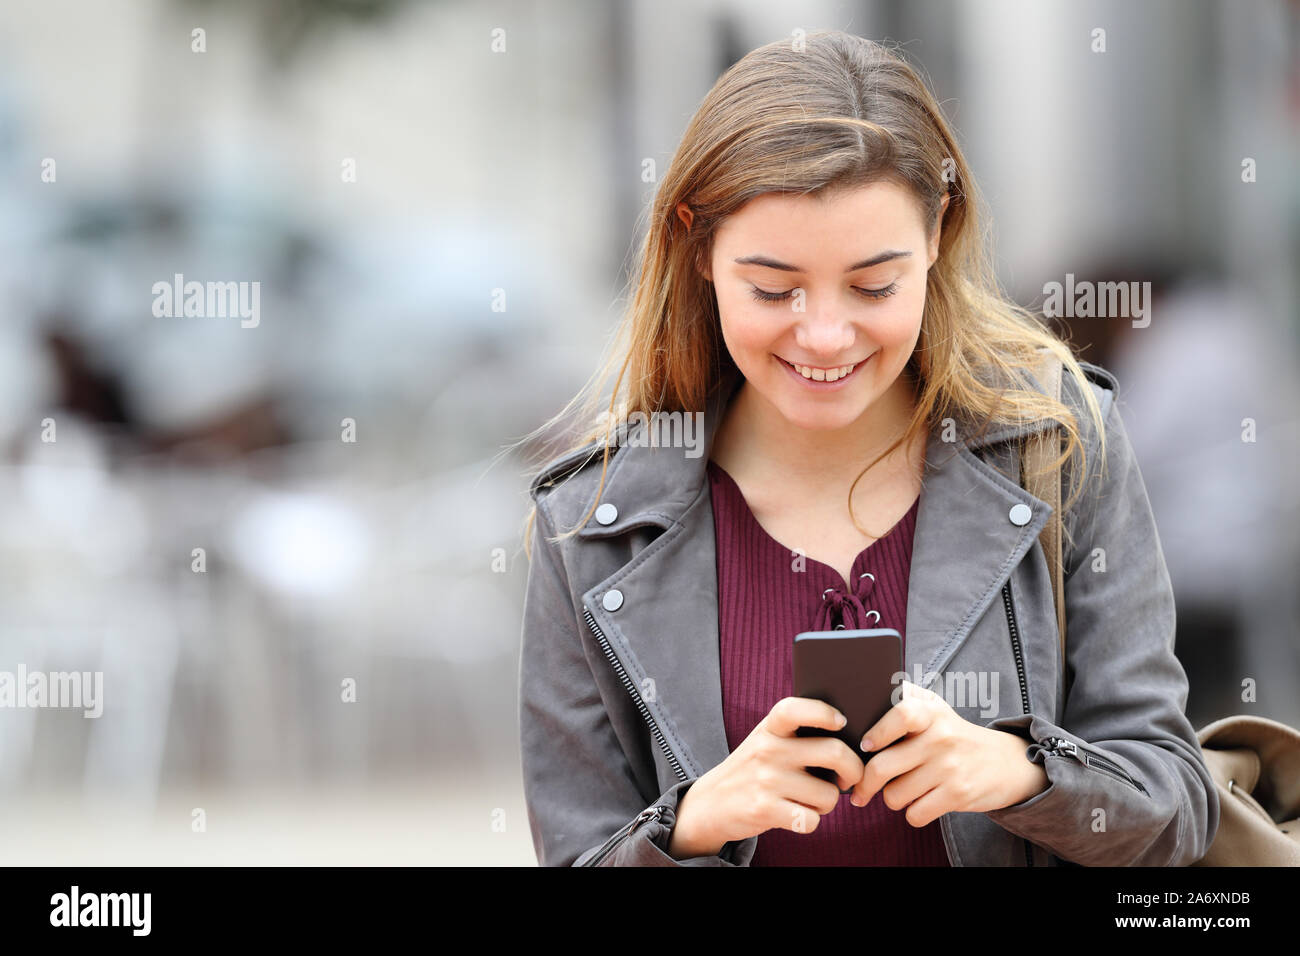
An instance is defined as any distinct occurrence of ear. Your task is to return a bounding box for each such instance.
[927,193,950,268]
[677,202,713,282]
[675,202,694,231]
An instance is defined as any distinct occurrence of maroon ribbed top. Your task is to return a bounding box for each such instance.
[706,458,950,866]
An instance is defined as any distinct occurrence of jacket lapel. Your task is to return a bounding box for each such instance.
[575,366,1059,777]
[904,430,1054,691]
[575,372,741,775]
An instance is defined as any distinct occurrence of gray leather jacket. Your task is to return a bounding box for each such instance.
[517,360,1219,866]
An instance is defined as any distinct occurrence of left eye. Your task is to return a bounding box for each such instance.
[749,284,899,303]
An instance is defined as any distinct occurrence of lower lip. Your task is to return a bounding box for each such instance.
[775,353,872,390]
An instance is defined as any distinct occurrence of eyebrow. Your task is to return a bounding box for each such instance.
[733,251,912,273]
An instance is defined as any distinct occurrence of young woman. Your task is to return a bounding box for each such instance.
[516,30,1218,866]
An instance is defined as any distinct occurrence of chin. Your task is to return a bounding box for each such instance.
[770,394,866,432]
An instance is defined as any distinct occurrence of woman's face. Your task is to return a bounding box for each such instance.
[694,180,946,432]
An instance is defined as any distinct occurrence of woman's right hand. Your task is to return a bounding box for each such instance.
[666,696,864,860]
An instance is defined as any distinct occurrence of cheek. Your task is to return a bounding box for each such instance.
[717,296,782,355]
[870,281,928,348]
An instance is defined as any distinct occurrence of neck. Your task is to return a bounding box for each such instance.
[712,366,923,491]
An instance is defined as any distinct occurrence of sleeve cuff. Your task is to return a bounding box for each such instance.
[981,712,1163,864]
[600,778,759,867]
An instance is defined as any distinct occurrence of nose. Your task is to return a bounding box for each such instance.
[793,301,856,358]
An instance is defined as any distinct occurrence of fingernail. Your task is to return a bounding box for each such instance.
[836,712,847,728]
[850,793,863,807]
[859,737,873,752]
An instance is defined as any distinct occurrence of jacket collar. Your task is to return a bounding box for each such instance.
[577,362,1059,778]
[576,362,1058,539]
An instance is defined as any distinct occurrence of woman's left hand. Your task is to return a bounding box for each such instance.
[849,680,1050,825]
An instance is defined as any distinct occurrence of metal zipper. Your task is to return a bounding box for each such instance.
[582,805,667,866]
[579,604,689,866]
[582,605,688,781]
[1001,581,1036,867]
[1001,582,1032,715]
[1038,737,1149,795]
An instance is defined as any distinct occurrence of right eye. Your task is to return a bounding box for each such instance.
[750,287,794,303]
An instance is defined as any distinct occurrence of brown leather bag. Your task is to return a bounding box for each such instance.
[1190,716,1300,865]
[1022,348,1300,866]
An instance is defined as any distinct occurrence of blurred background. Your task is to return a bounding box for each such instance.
[0,0,1295,865]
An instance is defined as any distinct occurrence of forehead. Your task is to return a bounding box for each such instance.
[717,181,924,244]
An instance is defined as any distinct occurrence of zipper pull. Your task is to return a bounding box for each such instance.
[633,805,667,830]
[1040,736,1078,758]
[582,805,668,866]
[1035,736,1082,764]
[1038,736,1148,794]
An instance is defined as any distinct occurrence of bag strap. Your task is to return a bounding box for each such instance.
[1020,349,1067,661]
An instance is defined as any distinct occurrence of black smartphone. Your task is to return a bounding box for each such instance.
[792,628,902,790]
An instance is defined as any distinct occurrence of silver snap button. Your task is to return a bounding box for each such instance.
[602,589,624,612]
[595,502,618,525]
[1009,503,1032,526]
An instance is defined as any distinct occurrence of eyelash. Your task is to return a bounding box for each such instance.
[748,284,899,304]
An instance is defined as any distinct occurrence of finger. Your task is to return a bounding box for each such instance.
[859,682,937,754]
[897,781,953,828]
[814,737,867,792]
[770,733,863,791]
[764,696,847,738]
[851,733,926,807]
[775,799,825,836]
[777,765,846,815]
[875,755,948,814]
[901,679,946,706]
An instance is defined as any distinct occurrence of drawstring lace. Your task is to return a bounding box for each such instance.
[816,571,883,632]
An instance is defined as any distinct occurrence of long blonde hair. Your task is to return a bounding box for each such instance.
[518,30,1106,560]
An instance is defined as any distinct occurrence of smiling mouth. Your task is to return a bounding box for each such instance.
[776,355,869,382]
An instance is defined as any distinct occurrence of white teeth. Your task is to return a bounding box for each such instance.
[791,361,855,381]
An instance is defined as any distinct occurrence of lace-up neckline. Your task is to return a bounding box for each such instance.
[705,459,919,633]
[817,570,883,632]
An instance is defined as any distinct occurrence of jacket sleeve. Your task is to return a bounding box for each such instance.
[518,494,753,866]
[982,389,1220,866]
